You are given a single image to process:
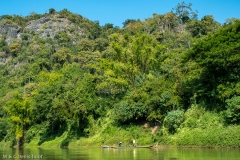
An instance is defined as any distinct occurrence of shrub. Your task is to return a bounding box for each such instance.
[181,104,205,128]
[164,109,184,133]
[21,34,29,40]
[224,96,240,124]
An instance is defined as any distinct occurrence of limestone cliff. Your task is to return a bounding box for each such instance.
[0,21,21,44]
[25,15,84,39]
[0,14,85,44]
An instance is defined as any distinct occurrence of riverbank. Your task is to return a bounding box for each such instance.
[1,108,239,148]
[1,124,239,148]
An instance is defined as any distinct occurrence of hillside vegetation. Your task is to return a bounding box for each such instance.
[0,3,239,148]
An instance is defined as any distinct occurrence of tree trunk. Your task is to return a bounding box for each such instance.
[16,139,20,148]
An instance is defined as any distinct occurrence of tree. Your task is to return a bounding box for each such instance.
[164,110,184,133]
[32,71,65,133]
[172,2,198,24]
[183,20,240,109]
[9,42,21,57]
[131,34,159,73]
[54,31,71,47]
[103,23,114,30]
[94,37,109,51]
[4,92,33,147]
[224,96,240,124]
[187,15,220,37]
[225,18,240,25]
[200,15,220,35]
[49,8,56,14]
[52,48,72,66]
[77,39,95,51]
[122,19,141,28]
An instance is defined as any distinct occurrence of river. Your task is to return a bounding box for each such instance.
[0,147,239,160]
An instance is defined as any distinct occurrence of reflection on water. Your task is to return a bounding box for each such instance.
[133,148,136,160]
[0,147,239,160]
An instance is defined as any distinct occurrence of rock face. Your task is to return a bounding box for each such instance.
[25,15,84,39]
[0,14,85,44]
[25,16,51,31]
[0,23,21,44]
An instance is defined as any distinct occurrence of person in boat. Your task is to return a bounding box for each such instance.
[133,139,136,147]
[119,141,122,147]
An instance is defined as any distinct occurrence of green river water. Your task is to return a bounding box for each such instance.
[0,147,239,160]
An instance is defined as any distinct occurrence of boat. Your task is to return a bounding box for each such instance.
[101,145,111,148]
[102,145,153,149]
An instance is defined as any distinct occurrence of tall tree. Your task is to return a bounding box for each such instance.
[172,1,198,24]
[183,20,240,110]
[5,92,32,147]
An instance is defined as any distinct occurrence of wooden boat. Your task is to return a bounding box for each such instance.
[102,145,153,149]
[101,145,111,148]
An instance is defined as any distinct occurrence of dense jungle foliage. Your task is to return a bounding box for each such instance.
[0,3,239,148]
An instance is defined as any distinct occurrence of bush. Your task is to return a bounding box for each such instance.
[164,109,184,133]
[0,119,9,141]
[181,104,205,128]
[21,34,29,40]
[174,125,240,147]
[113,100,147,123]
[224,96,240,124]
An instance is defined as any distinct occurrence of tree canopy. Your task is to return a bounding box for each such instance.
[0,4,239,147]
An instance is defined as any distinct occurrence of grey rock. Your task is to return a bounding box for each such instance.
[0,14,85,44]
[0,23,21,44]
[25,15,84,39]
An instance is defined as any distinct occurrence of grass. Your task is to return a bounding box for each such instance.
[69,124,154,147]
[1,106,240,148]
[161,125,240,147]
[157,105,240,148]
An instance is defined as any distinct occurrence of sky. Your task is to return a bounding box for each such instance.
[0,0,240,27]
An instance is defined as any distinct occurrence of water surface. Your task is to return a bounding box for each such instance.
[0,147,239,160]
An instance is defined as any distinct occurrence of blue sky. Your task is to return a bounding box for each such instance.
[0,0,240,27]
